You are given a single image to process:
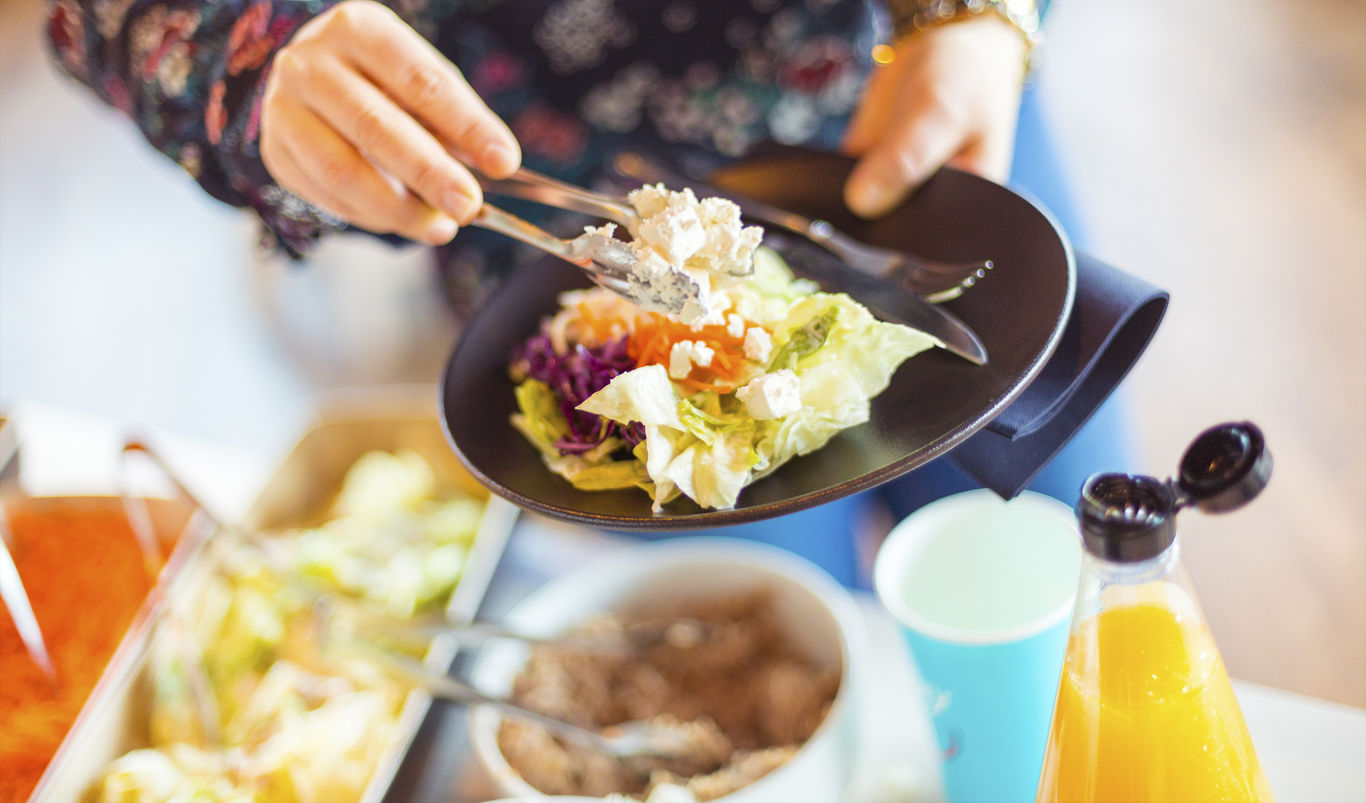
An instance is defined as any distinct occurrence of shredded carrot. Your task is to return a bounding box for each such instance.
[575,301,619,344]
[626,312,767,393]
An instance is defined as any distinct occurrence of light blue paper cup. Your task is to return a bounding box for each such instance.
[874,490,1081,803]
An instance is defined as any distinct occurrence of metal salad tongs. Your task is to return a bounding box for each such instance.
[469,202,708,317]
[612,152,994,301]
[321,629,712,760]
[476,166,989,364]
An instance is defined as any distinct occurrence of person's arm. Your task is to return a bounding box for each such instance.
[46,0,517,256]
[47,0,340,256]
[843,0,1039,218]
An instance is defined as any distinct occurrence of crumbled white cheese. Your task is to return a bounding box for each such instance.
[735,370,802,420]
[743,327,772,364]
[688,295,731,332]
[610,183,763,324]
[582,222,713,323]
[628,185,763,277]
[637,201,706,265]
[668,340,715,380]
[725,313,746,338]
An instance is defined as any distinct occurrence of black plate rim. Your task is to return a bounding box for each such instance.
[441,160,1076,530]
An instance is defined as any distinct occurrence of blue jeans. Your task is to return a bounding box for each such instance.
[625,86,1133,588]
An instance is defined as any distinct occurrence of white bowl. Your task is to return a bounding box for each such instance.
[468,537,868,802]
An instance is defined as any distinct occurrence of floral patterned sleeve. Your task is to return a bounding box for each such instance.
[46,0,344,257]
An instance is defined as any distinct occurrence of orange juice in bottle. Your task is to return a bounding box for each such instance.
[1037,422,1275,802]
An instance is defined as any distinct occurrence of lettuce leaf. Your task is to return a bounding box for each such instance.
[575,363,685,430]
[577,366,760,511]
[755,293,941,470]
[510,379,570,456]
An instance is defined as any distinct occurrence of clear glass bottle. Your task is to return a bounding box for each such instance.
[1036,422,1276,802]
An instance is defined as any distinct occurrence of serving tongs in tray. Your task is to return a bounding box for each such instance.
[318,619,716,760]
[120,442,708,762]
[29,390,518,803]
[0,420,57,681]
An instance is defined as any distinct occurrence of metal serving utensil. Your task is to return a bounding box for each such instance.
[0,504,57,681]
[315,594,718,653]
[0,416,57,682]
[311,603,707,760]
[120,440,292,571]
[470,203,704,317]
[613,151,993,301]
[115,444,709,761]
[118,440,251,748]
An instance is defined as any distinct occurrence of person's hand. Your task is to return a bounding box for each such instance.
[261,0,520,244]
[842,15,1027,219]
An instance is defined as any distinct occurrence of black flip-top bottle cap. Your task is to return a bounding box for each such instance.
[1176,421,1273,513]
[1077,473,1178,562]
[1075,421,1272,563]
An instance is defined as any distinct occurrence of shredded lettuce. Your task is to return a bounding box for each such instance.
[99,451,488,803]
[511,379,571,458]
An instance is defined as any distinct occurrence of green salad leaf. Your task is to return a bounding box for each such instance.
[768,305,839,371]
[755,293,941,471]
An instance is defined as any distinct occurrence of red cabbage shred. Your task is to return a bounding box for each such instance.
[513,334,646,454]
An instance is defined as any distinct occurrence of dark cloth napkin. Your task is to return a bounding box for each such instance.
[946,252,1168,497]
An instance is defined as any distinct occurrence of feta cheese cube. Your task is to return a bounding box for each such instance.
[627,183,670,218]
[735,370,802,420]
[743,327,773,364]
[639,205,706,264]
[668,340,715,380]
[688,295,731,332]
[617,182,762,322]
[726,313,746,338]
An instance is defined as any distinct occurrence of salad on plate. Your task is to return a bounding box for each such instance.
[509,183,943,512]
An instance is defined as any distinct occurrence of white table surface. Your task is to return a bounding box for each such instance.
[6,400,1365,802]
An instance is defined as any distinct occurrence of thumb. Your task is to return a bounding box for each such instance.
[841,61,899,157]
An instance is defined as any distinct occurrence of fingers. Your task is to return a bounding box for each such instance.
[841,60,898,157]
[946,132,1013,182]
[260,0,522,242]
[329,2,521,178]
[844,80,969,218]
[263,102,458,244]
[276,51,481,223]
[842,16,1027,219]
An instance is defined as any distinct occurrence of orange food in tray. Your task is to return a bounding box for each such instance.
[0,501,161,803]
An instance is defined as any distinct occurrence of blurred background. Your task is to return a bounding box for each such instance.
[2,0,1363,707]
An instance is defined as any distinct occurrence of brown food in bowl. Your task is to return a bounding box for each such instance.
[496,589,840,800]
